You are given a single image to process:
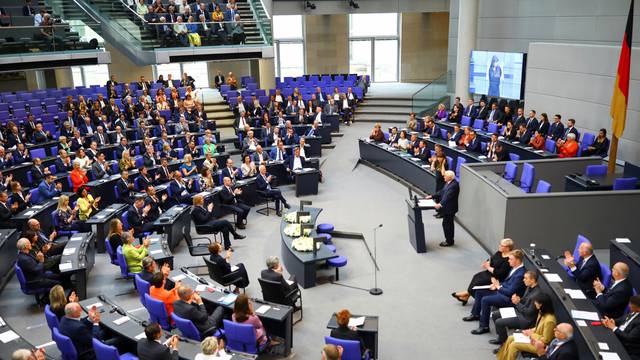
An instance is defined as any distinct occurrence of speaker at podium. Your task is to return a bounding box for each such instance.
[406,190,436,253]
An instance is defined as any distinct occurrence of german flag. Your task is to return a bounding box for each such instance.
[610,0,634,139]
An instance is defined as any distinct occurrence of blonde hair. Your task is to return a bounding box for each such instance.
[57,195,70,210]
[200,336,219,355]
[49,285,67,312]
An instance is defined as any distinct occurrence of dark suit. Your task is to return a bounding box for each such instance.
[518,130,532,145]
[270,147,287,162]
[613,312,640,359]
[31,164,46,184]
[11,192,30,213]
[571,255,601,299]
[330,326,366,355]
[465,137,481,153]
[116,178,133,204]
[261,268,298,294]
[59,316,101,360]
[492,285,541,342]
[594,279,633,318]
[16,251,61,288]
[538,339,579,360]
[191,206,235,249]
[549,122,565,140]
[472,266,526,328]
[209,254,250,288]
[476,106,489,120]
[156,166,171,183]
[91,161,110,179]
[126,206,155,237]
[220,166,239,182]
[143,195,165,222]
[219,186,250,225]
[168,180,191,205]
[432,179,459,245]
[0,202,12,228]
[253,151,270,164]
[562,126,579,141]
[537,121,550,137]
[525,117,539,133]
[136,338,179,360]
[172,300,224,337]
[93,132,110,146]
[256,173,287,211]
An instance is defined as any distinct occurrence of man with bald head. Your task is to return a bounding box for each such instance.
[220,176,250,229]
[532,323,578,360]
[426,170,459,247]
[28,218,67,256]
[59,302,103,360]
[563,242,601,298]
[256,164,289,216]
[594,262,633,318]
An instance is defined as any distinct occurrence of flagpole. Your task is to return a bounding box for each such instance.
[608,136,619,174]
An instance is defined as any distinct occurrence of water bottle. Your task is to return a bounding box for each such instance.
[529,243,536,258]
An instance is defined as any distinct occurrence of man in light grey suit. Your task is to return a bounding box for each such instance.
[91,152,110,179]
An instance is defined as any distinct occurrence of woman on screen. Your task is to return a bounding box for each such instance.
[487,55,503,97]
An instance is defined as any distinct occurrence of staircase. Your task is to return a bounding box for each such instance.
[199,89,237,147]
[48,0,103,33]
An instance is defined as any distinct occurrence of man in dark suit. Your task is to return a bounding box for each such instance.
[525,110,539,133]
[532,323,579,360]
[93,126,110,147]
[449,124,464,144]
[464,130,482,153]
[91,153,110,179]
[516,123,532,144]
[143,185,167,222]
[487,102,501,123]
[213,70,225,89]
[465,250,527,334]
[15,237,61,289]
[427,171,459,247]
[137,76,151,92]
[256,165,289,216]
[55,150,73,173]
[261,255,299,294]
[31,157,48,184]
[116,170,135,205]
[0,192,14,228]
[424,118,440,139]
[270,141,288,162]
[168,171,192,205]
[562,118,579,141]
[253,145,270,165]
[137,323,179,360]
[220,158,240,183]
[594,262,633,318]
[548,114,565,140]
[127,197,155,237]
[463,99,477,118]
[220,176,250,229]
[476,99,489,120]
[603,295,640,359]
[414,140,430,161]
[490,270,541,345]
[513,107,526,129]
[105,75,118,88]
[136,167,153,192]
[286,146,305,180]
[173,284,225,338]
[563,242,601,299]
[24,114,37,142]
[22,0,35,16]
[37,174,62,203]
[191,195,244,250]
[59,303,102,360]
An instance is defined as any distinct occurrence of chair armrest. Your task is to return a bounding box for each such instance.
[284,288,299,300]
[222,273,243,285]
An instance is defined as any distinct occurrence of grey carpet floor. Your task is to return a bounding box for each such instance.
[0,121,500,359]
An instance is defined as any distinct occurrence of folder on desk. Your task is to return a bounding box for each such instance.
[348,316,365,327]
[544,273,563,282]
[571,309,600,321]
[418,199,437,209]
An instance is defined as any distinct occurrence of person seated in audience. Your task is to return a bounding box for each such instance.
[70,160,89,192]
[583,128,610,157]
[76,185,100,221]
[394,130,410,151]
[136,167,153,192]
[562,241,601,298]
[180,154,198,177]
[562,118,578,140]
[127,197,156,237]
[252,145,270,165]
[529,130,545,150]
[59,303,106,360]
[499,105,513,126]
[283,127,300,146]
[484,133,499,159]
[0,147,14,169]
[242,130,259,153]
[240,155,257,178]
[427,146,448,192]
[423,117,440,139]
[452,238,514,305]
[116,170,135,205]
[490,270,542,346]
[433,103,448,120]
[261,255,299,293]
[49,285,78,320]
[192,195,244,250]
[515,123,531,144]
[531,322,578,360]
[593,262,633,319]
[513,107,526,129]
[185,141,201,159]
[321,344,343,360]
[270,140,288,162]
[30,157,49,186]
[286,146,306,175]
[12,348,47,360]
[150,271,181,317]
[208,243,250,290]
[414,140,429,161]
[476,99,489,120]
[137,322,180,360]
[368,123,385,142]
[140,257,172,289]
[603,295,640,359]
[85,142,99,161]
[330,309,367,356]
[173,284,225,337]
[16,237,62,292]
[232,294,275,346]
[55,195,84,232]
[168,171,194,205]
[256,164,290,216]
[144,185,168,222]
[463,129,482,153]
[339,93,352,126]
[32,123,51,144]
[13,143,31,165]
[405,113,418,132]
[123,231,150,273]
[91,152,111,180]
[55,149,73,173]
[195,336,226,360]
[446,123,462,145]
[464,250,526,334]
[502,121,516,141]
[387,127,399,145]
[10,181,31,213]
[463,99,477,118]
[226,72,238,90]
[548,114,564,140]
[556,133,578,158]
[69,131,84,152]
[221,158,240,182]
[38,174,62,202]
[24,229,62,273]
[28,218,67,257]
[448,103,462,123]
[492,143,509,162]
[495,293,557,358]
[107,218,129,262]
[119,151,136,172]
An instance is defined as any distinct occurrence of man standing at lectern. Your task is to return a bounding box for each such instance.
[427,170,459,247]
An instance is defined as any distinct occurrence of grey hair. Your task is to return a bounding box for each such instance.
[16,238,30,251]
[266,256,280,269]
[64,302,79,317]
[177,285,193,300]
[566,133,576,140]
[122,232,133,244]
[11,349,33,360]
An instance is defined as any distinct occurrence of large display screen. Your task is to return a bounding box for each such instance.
[469,50,526,100]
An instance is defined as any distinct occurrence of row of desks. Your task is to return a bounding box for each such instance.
[610,238,640,293]
[524,249,631,360]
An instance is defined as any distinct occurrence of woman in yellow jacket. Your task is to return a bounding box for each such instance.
[122,231,149,273]
[496,293,556,360]
[76,186,101,221]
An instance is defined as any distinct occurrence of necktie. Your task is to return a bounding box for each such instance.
[621,312,638,331]
[546,339,559,356]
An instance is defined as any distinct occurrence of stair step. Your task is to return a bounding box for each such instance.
[359,99,413,107]
[355,113,409,123]
[356,107,410,115]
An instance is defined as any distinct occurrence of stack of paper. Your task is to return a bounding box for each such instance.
[150,249,163,255]
[255,305,271,314]
[0,330,20,343]
[231,265,239,272]
[544,273,563,282]
[59,262,73,271]
[87,302,103,309]
[472,285,493,290]
[195,284,209,292]
[348,316,366,327]
[135,332,146,340]
[616,238,631,243]
[171,274,186,282]
[63,247,76,256]
[113,316,130,325]
[499,307,517,319]
[571,309,600,321]
[600,352,621,360]
[564,289,587,300]
[418,199,437,208]
[541,255,551,260]
[512,333,530,344]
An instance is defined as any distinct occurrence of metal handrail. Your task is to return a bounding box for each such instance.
[411,71,451,117]
[70,0,102,24]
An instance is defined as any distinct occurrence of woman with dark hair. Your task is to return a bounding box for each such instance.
[502,121,517,141]
[232,294,269,346]
[487,55,503,97]
[583,128,610,157]
[240,154,256,178]
[329,309,367,357]
[149,272,180,317]
[448,103,462,123]
[76,185,100,221]
[537,113,550,136]
[496,293,557,359]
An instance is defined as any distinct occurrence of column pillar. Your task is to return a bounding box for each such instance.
[454,0,478,101]
[258,58,275,90]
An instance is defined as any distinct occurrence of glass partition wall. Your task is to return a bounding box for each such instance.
[348,13,399,82]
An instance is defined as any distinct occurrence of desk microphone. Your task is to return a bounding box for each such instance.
[376,224,383,228]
